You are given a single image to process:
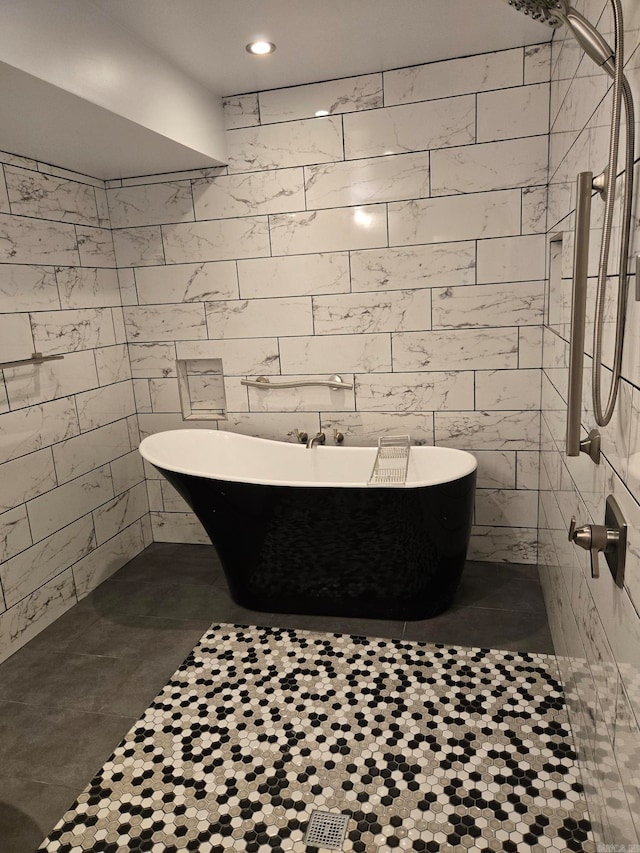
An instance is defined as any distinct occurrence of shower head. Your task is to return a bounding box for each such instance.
[508,0,616,77]
[507,0,567,27]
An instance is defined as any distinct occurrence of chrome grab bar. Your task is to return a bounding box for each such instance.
[0,352,65,370]
[566,172,600,463]
[241,374,353,390]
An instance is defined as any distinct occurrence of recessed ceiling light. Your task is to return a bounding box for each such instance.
[246,41,276,55]
[315,109,330,117]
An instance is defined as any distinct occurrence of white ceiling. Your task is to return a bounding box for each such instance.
[89,0,553,96]
[0,0,553,180]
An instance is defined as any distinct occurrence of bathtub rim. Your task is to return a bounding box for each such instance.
[139,428,478,490]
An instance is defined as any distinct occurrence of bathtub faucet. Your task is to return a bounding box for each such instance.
[306,432,325,449]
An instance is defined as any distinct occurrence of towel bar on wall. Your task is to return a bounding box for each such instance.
[241,374,353,390]
[0,352,65,370]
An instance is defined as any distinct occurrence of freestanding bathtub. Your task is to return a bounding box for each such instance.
[139,430,477,621]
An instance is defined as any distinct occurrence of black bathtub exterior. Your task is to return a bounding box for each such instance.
[158,465,476,621]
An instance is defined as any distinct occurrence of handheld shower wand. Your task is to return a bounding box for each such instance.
[508,0,635,438]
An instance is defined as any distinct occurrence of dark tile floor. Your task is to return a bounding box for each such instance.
[0,543,553,853]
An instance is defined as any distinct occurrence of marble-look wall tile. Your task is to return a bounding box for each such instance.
[431,282,544,329]
[52,419,131,484]
[355,372,474,412]
[222,93,260,130]
[0,570,77,666]
[193,168,305,219]
[477,83,550,142]
[72,521,144,600]
[477,235,546,283]
[524,43,552,84]
[176,338,280,376]
[468,525,538,564]
[226,115,343,172]
[4,349,99,408]
[76,226,116,268]
[26,465,113,543]
[92,481,148,545]
[343,96,475,159]
[435,411,541,450]
[519,326,544,368]
[305,151,430,209]
[95,186,110,228]
[475,368,541,411]
[117,268,138,306]
[150,511,209,545]
[388,190,521,246]
[0,449,57,514]
[112,226,164,268]
[0,214,79,266]
[30,308,116,355]
[320,412,435,447]
[393,328,519,371]
[0,397,79,464]
[55,267,121,309]
[475,488,539,527]
[350,243,476,291]
[472,451,517,489]
[0,313,34,362]
[0,505,32,563]
[110,451,145,494]
[238,253,349,299]
[270,206,387,255]
[383,48,524,105]
[259,74,382,123]
[0,167,9,214]
[205,297,312,339]
[219,413,321,444]
[122,167,227,187]
[148,378,181,413]
[430,136,548,195]
[95,344,132,386]
[5,166,99,226]
[134,262,238,305]
[128,342,178,378]
[521,187,549,235]
[516,451,540,489]
[313,289,431,335]
[107,182,194,228]
[279,333,391,374]
[0,265,60,313]
[123,304,207,342]
[0,515,95,607]
[162,217,270,264]
[75,382,136,431]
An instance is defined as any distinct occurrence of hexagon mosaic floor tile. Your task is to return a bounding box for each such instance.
[39,624,595,852]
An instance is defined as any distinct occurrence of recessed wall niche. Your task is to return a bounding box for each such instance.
[176,358,227,420]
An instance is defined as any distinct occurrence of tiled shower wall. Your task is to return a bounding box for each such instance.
[539,0,640,844]
[110,45,551,561]
[0,154,150,664]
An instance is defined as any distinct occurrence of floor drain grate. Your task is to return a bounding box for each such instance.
[304,810,349,850]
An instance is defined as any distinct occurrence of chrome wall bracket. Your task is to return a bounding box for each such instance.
[579,428,601,464]
[592,170,607,198]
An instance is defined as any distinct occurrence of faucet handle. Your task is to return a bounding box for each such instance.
[293,429,308,444]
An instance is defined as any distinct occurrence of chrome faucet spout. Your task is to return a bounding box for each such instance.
[306,432,326,449]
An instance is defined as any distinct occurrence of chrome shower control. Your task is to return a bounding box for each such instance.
[568,495,626,583]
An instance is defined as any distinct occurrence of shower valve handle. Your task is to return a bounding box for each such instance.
[568,517,619,578]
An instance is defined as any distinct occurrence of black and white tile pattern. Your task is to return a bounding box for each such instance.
[39,625,594,852]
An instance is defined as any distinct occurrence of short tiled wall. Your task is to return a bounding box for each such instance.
[0,154,149,663]
[109,45,551,561]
